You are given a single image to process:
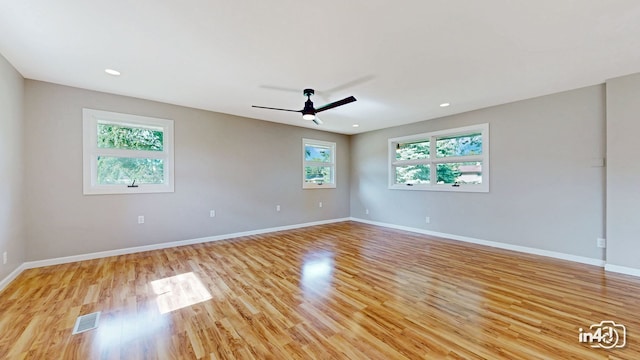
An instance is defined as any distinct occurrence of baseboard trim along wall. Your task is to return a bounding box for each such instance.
[350,217,607,268]
[0,217,350,292]
[3,217,638,292]
[0,263,27,293]
[604,264,640,277]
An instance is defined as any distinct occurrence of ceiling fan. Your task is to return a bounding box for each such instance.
[252,88,356,125]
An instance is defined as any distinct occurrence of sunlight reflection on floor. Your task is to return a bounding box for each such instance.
[151,272,212,314]
[301,251,335,299]
[96,308,169,353]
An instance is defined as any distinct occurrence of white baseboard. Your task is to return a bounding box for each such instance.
[0,217,350,291]
[350,217,606,268]
[604,264,640,277]
[3,217,638,292]
[0,263,27,293]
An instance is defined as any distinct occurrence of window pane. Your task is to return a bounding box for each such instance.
[436,162,482,184]
[97,123,164,151]
[395,165,430,185]
[305,145,332,162]
[97,157,164,185]
[395,140,430,160]
[436,133,481,157]
[305,166,332,185]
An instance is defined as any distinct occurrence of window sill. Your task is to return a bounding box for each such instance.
[303,183,336,190]
[388,184,488,193]
[83,184,174,195]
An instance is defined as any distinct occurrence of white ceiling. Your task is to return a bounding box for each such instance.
[2,1,640,134]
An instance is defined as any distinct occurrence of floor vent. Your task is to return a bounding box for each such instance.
[72,311,101,335]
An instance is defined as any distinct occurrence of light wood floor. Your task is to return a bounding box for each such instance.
[1,222,639,359]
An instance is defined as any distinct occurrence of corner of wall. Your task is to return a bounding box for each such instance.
[0,52,27,282]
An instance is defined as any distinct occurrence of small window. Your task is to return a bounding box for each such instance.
[303,139,336,189]
[388,124,489,192]
[83,109,174,195]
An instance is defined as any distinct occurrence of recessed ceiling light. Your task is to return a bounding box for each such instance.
[104,68,121,76]
[440,102,450,107]
[352,124,360,128]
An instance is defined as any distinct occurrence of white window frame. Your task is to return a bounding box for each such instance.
[302,138,336,189]
[82,108,175,195]
[388,123,489,192]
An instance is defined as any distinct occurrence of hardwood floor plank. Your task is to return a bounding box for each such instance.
[1,221,640,359]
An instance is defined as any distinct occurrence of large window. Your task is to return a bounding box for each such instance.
[388,124,489,192]
[303,138,336,189]
[83,109,174,195]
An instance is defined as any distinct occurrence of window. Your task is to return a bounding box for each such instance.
[303,139,336,189]
[388,123,489,192]
[83,109,174,195]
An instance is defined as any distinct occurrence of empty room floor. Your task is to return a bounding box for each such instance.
[1,222,639,359]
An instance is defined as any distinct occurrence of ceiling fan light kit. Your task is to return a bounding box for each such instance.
[252,88,356,125]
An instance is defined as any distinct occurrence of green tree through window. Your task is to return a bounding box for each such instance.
[435,134,481,184]
[83,108,174,195]
[303,139,336,188]
[98,124,163,151]
[389,124,488,191]
[96,124,165,185]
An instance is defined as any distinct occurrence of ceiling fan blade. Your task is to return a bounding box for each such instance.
[252,105,301,113]
[315,96,357,113]
[259,85,301,93]
[312,116,324,125]
[323,75,375,94]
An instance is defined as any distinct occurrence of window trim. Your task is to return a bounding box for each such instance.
[388,123,489,192]
[82,108,175,195]
[302,138,337,189]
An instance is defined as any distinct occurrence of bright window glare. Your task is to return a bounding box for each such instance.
[97,308,168,350]
[151,272,212,314]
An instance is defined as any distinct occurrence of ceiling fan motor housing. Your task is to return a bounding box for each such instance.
[302,102,316,119]
[302,89,316,118]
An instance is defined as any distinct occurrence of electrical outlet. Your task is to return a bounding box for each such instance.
[276,205,281,212]
[365,209,369,215]
[319,202,323,208]
[210,210,216,218]
[138,215,145,224]
[425,216,430,224]
[597,238,606,248]
[2,252,6,265]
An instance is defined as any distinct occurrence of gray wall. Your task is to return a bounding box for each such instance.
[23,80,350,261]
[7,72,638,271]
[0,54,25,279]
[351,85,606,260]
[606,73,640,269]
